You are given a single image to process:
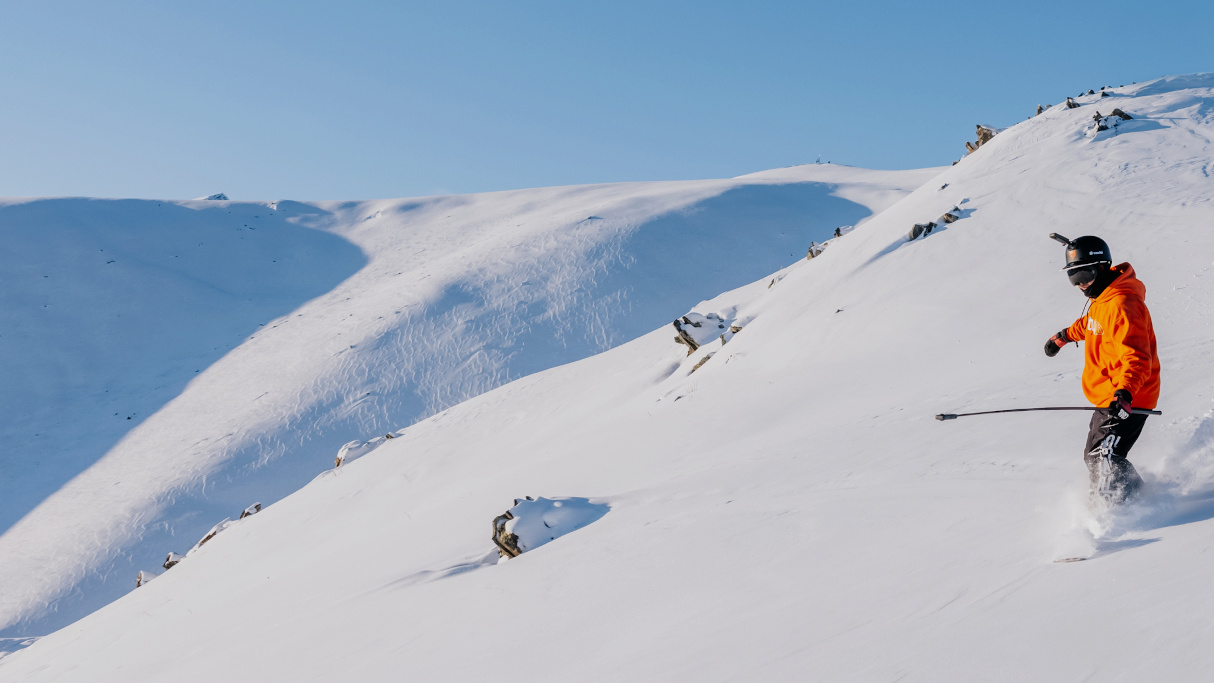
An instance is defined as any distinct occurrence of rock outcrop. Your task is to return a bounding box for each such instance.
[153,500,264,581]
[491,496,610,559]
[335,433,396,468]
[908,206,962,242]
[908,222,936,241]
[673,312,738,355]
[1087,109,1134,136]
[163,552,185,570]
[965,125,1002,154]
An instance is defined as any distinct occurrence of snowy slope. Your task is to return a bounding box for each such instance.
[4,73,1214,681]
[0,165,934,636]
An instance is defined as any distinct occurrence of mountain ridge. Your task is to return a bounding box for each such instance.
[4,73,1214,680]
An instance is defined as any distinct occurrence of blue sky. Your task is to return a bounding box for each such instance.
[1,1,1210,200]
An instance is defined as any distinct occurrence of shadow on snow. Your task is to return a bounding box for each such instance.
[0,198,366,538]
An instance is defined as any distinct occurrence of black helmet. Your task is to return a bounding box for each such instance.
[1049,233,1112,287]
[1063,235,1112,271]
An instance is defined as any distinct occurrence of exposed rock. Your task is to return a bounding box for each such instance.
[965,125,1002,154]
[160,501,264,574]
[690,352,716,374]
[806,241,826,259]
[674,312,738,355]
[940,207,962,224]
[832,225,855,239]
[193,519,235,550]
[135,570,159,588]
[491,496,610,559]
[196,193,228,201]
[163,552,185,570]
[1066,97,1080,109]
[1089,109,1133,134]
[335,433,396,467]
[908,222,936,241]
[491,503,525,558]
[673,320,700,354]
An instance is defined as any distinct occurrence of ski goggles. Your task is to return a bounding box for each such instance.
[1066,265,1099,286]
[1063,260,1110,286]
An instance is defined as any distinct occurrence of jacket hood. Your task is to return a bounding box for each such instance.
[1098,262,1146,302]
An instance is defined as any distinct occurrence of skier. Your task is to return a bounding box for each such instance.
[1043,235,1160,504]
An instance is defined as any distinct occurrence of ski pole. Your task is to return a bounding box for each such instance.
[936,406,1162,421]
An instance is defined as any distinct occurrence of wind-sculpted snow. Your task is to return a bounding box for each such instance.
[0,166,932,636]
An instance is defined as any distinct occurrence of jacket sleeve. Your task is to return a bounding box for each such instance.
[1110,296,1154,400]
[1066,315,1087,342]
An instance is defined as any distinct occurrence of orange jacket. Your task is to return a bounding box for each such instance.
[1065,263,1160,409]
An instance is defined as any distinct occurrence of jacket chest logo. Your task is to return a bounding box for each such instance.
[1087,317,1105,335]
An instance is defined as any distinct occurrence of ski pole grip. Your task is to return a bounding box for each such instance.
[936,414,958,421]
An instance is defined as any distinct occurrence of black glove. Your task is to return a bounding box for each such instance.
[1044,329,1070,357]
[1108,389,1133,423]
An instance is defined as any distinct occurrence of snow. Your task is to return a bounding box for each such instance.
[3,73,1214,681]
[498,496,611,556]
[674,311,739,349]
[0,639,39,664]
[0,165,932,637]
[334,434,397,468]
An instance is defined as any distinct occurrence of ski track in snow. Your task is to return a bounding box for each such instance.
[4,74,1214,681]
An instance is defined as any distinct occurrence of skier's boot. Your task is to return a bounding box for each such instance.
[1111,457,1144,504]
[1089,453,1143,505]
